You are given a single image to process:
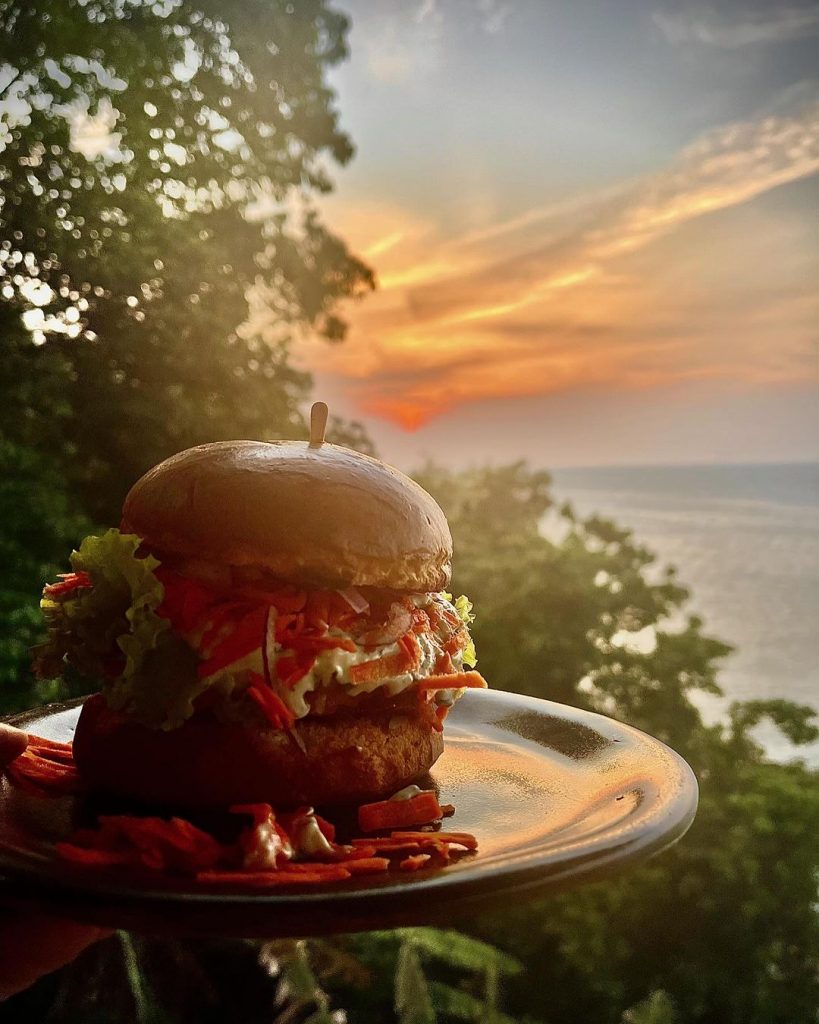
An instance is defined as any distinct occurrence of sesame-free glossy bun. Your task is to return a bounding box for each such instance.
[73,694,444,809]
[121,441,451,592]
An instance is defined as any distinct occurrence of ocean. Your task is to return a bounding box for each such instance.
[548,462,819,766]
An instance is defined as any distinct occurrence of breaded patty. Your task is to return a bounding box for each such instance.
[74,693,444,809]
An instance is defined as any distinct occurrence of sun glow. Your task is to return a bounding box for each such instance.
[298,94,819,430]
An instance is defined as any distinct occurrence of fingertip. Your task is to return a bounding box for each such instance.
[0,724,28,767]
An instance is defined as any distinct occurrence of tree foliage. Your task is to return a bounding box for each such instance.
[0,440,91,709]
[0,0,374,524]
[416,464,819,1024]
[0,0,375,708]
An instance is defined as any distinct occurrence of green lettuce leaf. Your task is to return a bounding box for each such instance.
[439,591,478,668]
[35,528,170,697]
[107,632,208,730]
[34,529,241,730]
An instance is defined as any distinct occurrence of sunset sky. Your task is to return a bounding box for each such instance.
[295,0,819,468]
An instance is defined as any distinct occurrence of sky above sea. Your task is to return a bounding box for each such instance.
[296,0,819,470]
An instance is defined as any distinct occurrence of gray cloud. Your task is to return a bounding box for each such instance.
[654,3,819,48]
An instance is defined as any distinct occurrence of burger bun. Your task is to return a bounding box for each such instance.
[122,440,451,592]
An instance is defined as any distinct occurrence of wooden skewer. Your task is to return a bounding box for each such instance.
[309,401,328,448]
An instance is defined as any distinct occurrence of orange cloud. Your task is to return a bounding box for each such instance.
[293,92,819,429]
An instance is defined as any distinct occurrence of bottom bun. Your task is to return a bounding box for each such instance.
[73,693,444,809]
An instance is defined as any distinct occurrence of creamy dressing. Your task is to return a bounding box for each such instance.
[242,818,293,870]
[289,810,336,858]
[286,639,410,717]
[389,784,426,802]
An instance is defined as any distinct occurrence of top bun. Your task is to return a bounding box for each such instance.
[121,441,452,592]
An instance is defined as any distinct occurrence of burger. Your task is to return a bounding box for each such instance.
[33,424,486,809]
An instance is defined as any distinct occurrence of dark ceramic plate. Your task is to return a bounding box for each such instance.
[0,691,697,937]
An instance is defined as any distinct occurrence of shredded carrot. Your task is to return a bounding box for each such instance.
[280,862,352,875]
[391,831,478,850]
[275,650,317,688]
[3,769,50,797]
[350,839,426,854]
[432,706,447,732]
[5,746,83,794]
[345,857,391,874]
[56,844,135,868]
[400,854,432,871]
[195,868,351,886]
[398,632,420,663]
[415,671,488,692]
[347,648,415,685]
[55,814,225,873]
[411,608,431,634]
[331,844,377,861]
[14,752,76,775]
[287,634,358,654]
[42,571,92,599]
[434,652,455,675]
[247,674,296,729]
[27,743,75,765]
[22,736,71,752]
[423,841,452,863]
[358,791,444,833]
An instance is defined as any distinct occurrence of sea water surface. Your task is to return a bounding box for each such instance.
[549,462,819,766]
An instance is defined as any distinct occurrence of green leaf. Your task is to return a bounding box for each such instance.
[427,981,523,1024]
[394,929,522,977]
[622,991,678,1024]
[729,699,819,747]
[395,941,437,1024]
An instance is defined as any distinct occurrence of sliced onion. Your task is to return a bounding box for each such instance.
[262,606,277,687]
[354,601,413,647]
[338,587,370,615]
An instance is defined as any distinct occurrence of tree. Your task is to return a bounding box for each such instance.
[0,440,91,710]
[0,0,374,525]
[416,461,727,747]
[417,464,819,1024]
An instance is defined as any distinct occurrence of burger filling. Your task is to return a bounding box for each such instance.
[34,529,486,732]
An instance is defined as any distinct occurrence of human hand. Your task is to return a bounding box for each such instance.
[0,722,112,1000]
